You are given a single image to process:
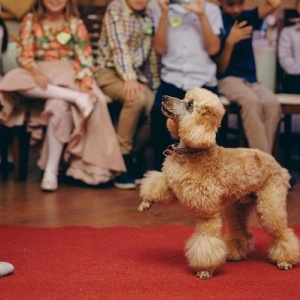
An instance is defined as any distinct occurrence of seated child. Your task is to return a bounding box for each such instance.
[95,0,160,188]
[278,0,300,94]
[217,0,282,155]
[149,0,224,171]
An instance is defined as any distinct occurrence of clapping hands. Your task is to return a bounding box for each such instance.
[181,0,205,17]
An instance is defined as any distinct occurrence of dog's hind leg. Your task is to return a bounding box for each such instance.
[255,172,300,269]
[223,197,255,261]
[185,215,227,279]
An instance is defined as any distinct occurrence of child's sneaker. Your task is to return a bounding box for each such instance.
[114,172,136,189]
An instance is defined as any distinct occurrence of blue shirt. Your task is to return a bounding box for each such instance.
[218,8,263,83]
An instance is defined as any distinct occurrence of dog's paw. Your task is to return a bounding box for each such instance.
[196,270,213,280]
[138,201,152,212]
[226,252,246,262]
[277,262,293,270]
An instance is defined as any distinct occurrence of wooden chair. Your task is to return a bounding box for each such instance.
[0,122,31,181]
[220,96,248,148]
[78,2,110,63]
[0,37,32,181]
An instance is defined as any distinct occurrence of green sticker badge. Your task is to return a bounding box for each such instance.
[56,32,71,45]
[169,16,183,28]
[143,23,153,35]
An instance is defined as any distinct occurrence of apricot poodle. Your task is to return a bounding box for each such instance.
[138,88,299,279]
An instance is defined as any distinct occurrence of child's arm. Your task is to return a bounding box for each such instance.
[216,21,252,73]
[182,0,220,56]
[104,7,136,82]
[258,0,281,19]
[153,0,169,55]
[17,13,49,89]
[278,28,300,75]
[17,13,39,73]
[72,19,94,91]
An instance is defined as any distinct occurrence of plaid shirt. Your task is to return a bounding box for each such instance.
[96,0,160,89]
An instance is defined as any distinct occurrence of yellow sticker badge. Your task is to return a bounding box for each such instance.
[169,16,183,28]
[143,23,153,35]
[56,32,71,45]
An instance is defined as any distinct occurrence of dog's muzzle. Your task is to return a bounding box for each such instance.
[161,96,175,117]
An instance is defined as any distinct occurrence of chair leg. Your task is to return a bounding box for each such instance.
[219,113,229,147]
[0,124,11,180]
[237,113,248,148]
[283,114,292,167]
[272,122,281,161]
[11,125,31,181]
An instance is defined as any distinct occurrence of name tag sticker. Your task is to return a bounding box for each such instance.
[56,32,71,45]
[169,16,183,28]
[143,23,153,35]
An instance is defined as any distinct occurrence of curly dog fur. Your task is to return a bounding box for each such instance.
[138,88,299,279]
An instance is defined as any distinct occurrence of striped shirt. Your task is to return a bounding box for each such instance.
[95,0,159,89]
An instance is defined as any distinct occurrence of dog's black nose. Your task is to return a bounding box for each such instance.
[162,95,169,103]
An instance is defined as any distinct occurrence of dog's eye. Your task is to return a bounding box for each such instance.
[186,102,194,111]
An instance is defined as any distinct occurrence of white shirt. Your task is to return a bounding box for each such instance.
[149,0,223,90]
[278,24,300,75]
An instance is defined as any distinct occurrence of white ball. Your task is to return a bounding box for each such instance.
[0,262,14,277]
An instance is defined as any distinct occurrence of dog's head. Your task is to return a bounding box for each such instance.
[161,88,225,149]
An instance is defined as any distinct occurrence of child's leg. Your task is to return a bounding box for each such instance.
[132,86,154,153]
[20,84,94,118]
[95,68,144,156]
[252,82,282,152]
[41,116,64,191]
[218,77,271,153]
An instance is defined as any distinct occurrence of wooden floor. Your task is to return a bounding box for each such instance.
[0,147,299,229]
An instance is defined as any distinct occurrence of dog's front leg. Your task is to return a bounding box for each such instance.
[185,215,227,279]
[138,171,175,212]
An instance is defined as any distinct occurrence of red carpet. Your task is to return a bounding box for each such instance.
[0,226,299,300]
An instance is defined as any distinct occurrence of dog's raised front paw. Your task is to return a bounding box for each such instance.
[138,201,152,212]
[196,270,213,280]
[277,262,293,270]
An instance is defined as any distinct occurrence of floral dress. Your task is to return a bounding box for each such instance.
[17,13,94,88]
[0,13,125,184]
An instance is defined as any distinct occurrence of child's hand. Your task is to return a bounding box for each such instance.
[31,69,49,90]
[182,0,205,17]
[158,0,170,14]
[227,21,253,46]
[266,0,281,9]
[79,83,97,101]
[123,79,145,102]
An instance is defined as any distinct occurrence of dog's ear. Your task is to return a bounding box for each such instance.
[196,102,225,126]
[166,119,179,138]
[179,100,225,149]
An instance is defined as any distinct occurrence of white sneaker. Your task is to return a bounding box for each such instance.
[113,172,136,189]
[41,169,58,192]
